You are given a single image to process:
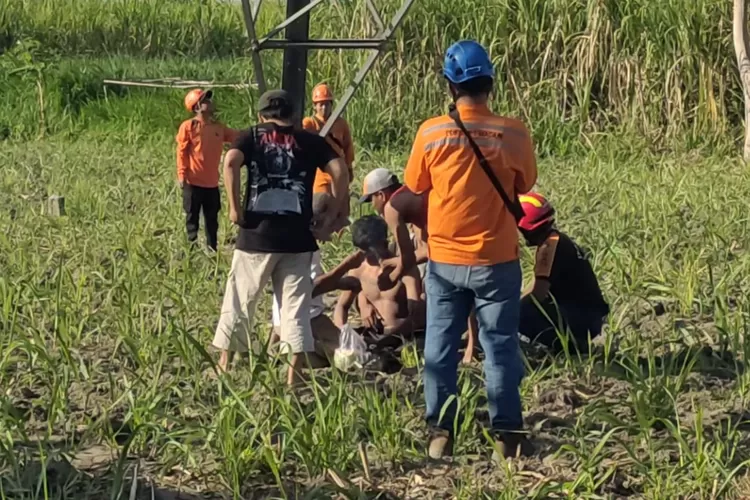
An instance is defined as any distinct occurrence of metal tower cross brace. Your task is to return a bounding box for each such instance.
[240,0,416,136]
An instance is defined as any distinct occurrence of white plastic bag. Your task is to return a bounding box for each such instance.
[333,324,370,371]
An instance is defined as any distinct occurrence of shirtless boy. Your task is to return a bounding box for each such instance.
[333,216,424,345]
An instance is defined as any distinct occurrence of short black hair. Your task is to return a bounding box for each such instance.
[351,215,388,251]
[452,76,493,98]
[259,102,294,121]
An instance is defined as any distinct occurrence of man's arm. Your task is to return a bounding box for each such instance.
[383,201,416,280]
[333,288,357,329]
[223,148,244,224]
[523,277,551,301]
[412,225,429,264]
[176,122,190,186]
[223,126,241,145]
[403,268,425,329]
[312,250,365,297]
[524,235,557,300]
[321,157,350,222]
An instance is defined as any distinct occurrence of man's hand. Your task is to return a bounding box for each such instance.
[178,179,185,189]
[229,207,240,225]
[360,300,383,332]
[377,257,402,291]
[311,211,330,241]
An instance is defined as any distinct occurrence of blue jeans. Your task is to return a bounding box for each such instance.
[424,259,524,433]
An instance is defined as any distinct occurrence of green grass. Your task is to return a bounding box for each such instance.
[3,0,750,497]
[2,138,750,498]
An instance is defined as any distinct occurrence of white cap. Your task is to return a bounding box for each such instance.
[359,168,400,203]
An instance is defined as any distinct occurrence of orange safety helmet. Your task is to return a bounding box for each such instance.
[183,89,212,112]
[311,83,334,103]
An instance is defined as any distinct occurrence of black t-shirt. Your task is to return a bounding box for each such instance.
[534,231,609,315]
[231,122,337,253]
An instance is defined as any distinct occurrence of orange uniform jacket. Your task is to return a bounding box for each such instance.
[303,115,355,193]
[176,118,239,188]
[404,103,538,266]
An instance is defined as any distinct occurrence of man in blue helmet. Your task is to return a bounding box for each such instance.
[403,40,538,460]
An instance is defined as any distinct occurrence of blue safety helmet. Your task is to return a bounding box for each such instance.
[443,40,494,84]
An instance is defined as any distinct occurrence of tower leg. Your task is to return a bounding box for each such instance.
[281,0,310,126]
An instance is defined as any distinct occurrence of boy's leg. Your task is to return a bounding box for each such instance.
[213,250,278,371]
[470,261,526,443]
[182,184,201,246]
[423,261,473,444]
[202,187,221,252]
[271,252,314,385]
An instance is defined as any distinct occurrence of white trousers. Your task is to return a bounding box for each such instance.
[213,250,314,354]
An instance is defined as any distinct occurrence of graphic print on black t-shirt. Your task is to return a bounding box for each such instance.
[247,129,306,216]
[230,123,338,254]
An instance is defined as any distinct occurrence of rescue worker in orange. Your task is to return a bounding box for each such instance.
[303,83,356,195]
[176,89,239,251]
[403,40,537,461]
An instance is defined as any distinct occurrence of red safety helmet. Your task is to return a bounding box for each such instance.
[184,89,212,112]
[518,192,555,232]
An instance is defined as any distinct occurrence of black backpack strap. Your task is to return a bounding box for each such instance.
[447,104,525,222]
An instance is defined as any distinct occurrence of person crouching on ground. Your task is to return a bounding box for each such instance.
[518,192,610,354]
[334,216,424,348]
[176,89,239,252]
[212,89,349,385]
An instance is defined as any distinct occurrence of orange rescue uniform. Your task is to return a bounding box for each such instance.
[303,115,355,194]
[403,103,537,266]
[176,118,239,188]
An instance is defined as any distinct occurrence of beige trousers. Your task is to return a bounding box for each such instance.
[271,314,341,360]
[213,250,314,354]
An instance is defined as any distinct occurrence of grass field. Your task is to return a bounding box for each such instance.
[3,139,750,498]
[3,0,750,498]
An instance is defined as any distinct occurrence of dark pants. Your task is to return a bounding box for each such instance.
[519,296,605,354]
[182,184,220,251]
